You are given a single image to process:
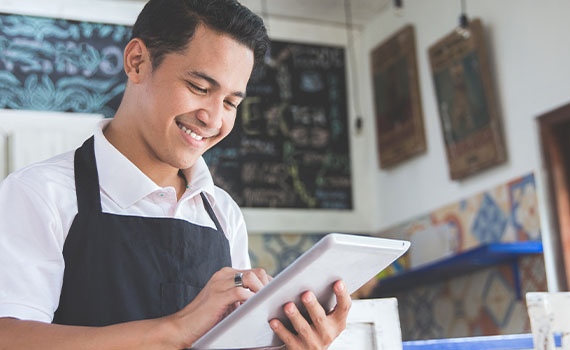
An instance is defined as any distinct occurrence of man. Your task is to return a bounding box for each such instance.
[0,0,351,349]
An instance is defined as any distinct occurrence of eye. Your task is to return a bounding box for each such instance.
[224,100,239,109]
[186,80,207,94]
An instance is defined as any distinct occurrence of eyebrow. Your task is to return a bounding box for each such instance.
[187,70,246,99]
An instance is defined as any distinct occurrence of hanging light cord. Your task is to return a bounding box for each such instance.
[459,0,468,28]
[343,0,363,129]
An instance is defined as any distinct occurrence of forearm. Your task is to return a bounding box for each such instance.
[0,316,180,350]
[0,267,269,350]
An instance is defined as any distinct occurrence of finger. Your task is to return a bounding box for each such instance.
[221,301,240,319]
[269,319,302,348]
[331,281,351,323]
[251,268,271,286]
[226,284,255,305]
[301,291,328,334]
[239,270,265,292]
[283,302,316,343]
[250,268,268,285]
[217,270,255,301]
[212,266,238,282]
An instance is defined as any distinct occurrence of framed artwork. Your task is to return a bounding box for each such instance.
[429,18,506,180]
[371,25,426,169]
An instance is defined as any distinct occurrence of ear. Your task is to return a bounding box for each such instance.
[123,38,150,84]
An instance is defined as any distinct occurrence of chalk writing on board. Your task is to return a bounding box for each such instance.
[204,41,352,209]
[0,13,130,116]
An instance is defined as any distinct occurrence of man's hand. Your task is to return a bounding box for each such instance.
[269,280,351,350]
[166,267,271,349]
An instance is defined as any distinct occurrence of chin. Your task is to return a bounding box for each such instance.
[178,155,201,169]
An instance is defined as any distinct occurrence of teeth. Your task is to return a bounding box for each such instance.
[177,122,204,141]
[190,131,203,141]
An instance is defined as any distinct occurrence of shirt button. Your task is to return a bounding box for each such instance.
[159,193,165,197]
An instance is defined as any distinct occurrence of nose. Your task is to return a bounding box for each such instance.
[195,97,223,130]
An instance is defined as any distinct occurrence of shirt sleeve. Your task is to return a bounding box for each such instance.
[212,188,251,270]
[0,174,65,323]
[229,207,251,270]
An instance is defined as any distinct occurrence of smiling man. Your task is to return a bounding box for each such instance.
[0,0,350,349]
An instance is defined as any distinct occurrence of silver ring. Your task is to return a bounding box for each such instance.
[234,272,244,288]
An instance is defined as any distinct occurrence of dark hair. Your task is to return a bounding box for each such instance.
[131,0,269,70]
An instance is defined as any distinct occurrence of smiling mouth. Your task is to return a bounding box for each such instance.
[176,121,206,141]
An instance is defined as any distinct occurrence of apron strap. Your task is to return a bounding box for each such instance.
[200,192,225,235]
[74,136,103,214]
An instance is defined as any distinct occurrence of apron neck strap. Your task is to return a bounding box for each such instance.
[74,136,103,214]
[200,192,224,234]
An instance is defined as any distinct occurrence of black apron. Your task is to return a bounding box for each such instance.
[53,136,232,326]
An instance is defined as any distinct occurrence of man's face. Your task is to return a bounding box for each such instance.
[136,24,254,170]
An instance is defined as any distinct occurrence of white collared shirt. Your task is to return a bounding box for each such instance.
[0,119,250,323]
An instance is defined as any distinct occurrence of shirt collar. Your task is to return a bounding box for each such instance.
[181,156,217,206]
[93,119,216,209]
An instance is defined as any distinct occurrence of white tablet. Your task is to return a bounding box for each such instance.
[192,233,410,349]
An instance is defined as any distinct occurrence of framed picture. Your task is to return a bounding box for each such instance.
[429,18,506,180]
[371,25,426,168]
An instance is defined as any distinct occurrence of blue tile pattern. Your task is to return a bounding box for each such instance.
[400,286,445,340]
[482,271,516,328]
[471,194,507,244]
[509,174,540,240]
[249,233,325,276]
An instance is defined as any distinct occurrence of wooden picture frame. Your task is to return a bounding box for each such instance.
[371,25,426,169]
[537,102,570,289]
[429,18,506,180]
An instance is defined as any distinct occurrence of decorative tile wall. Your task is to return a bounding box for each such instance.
[249,233,325,277]
[378,173,541,271]
[395,254,546,340]
[369,172,547,340]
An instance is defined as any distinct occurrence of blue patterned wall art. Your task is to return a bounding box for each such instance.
[0,13,131,117]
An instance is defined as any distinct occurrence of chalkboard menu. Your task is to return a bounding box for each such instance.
[0,13,130,117]
[203,41,353,209]
[0,13,353,210]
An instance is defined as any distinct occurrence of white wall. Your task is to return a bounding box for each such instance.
[360,0,570,231]
[0,110,103,180]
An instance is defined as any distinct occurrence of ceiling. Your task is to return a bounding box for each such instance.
[117,0,391,27]
[240,0,391,26]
